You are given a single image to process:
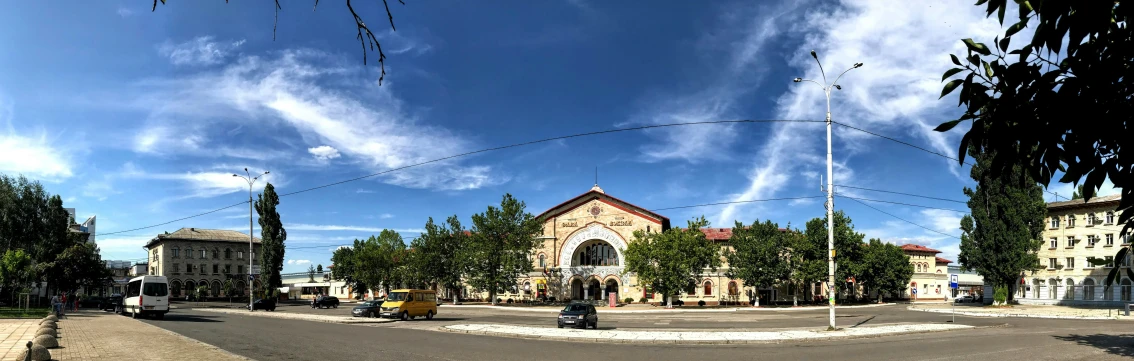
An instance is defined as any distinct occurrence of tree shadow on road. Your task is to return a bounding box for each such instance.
[1053,334,1134,358]
[850,316,876,328]
[155,314,224,323]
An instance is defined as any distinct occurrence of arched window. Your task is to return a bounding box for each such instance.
[1106,211,1115,224]
[212,248,219,259]
[1083,278,1096,300]
[172,247,180,258]
[200,249,207,259]
[1068,215,1076,227]
[1064,279,1075,299]
[727,281,739,296]
[1123,279,1133,302]
[703,280,713,296]
[538,254,546,268]
[185,247,193,259]
[224,248,232,259]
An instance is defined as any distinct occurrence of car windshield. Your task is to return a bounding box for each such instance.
[562,304,587,312]
[387,292,410,301]
[361,301,378,307]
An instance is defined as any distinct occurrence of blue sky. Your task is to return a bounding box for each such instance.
[0,0,1115,274]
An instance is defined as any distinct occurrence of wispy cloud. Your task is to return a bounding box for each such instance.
[116,6,134,17]
[286,259,311,265]
[157,36,246,66]
[717,0,1003,224]
[126,47,504,191]
[356,188,375,194]
[0,123,73,180]
[379,213,394,219]
[288,223,423,234]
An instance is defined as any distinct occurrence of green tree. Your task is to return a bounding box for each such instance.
[624,217,721,308]
[803,210,866,301]
[785,229,819,306]
[316,264,323,273]
[40,243,111,296]
[724,220,791,307]
[936,1,1133,233]
[0,249,33,301]
[307,264,316,282]
[331,244,363,296]
[255,183,287,294]
[1071,185,1085,200]
[410,216,468,304]
[859,239,914,303]
[352,231,408,296]
[958,146,1046,301]
[463,194,543,305]
[223,279,235,303]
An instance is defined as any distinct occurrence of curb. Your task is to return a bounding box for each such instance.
[906,306,1121,320]
[436,323,975,344]
[442,303,896,314]
[193,308,396,324]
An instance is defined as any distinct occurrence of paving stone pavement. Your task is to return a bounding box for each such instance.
[1,311,250,361]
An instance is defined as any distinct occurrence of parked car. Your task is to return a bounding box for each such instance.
[312,295,340,309]
[248,298,277,311]
[557,302,598,329]
[379,289,437,320]
[352,300,384,317]
[102,294,122,311]
[954,295,975,303]
[78,296,105,308]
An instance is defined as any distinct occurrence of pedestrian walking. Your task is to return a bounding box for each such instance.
[50,294,60,317]
[73,294,80,311]
[61,294,67,316]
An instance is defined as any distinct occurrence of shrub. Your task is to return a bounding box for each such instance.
[496,298,502,304]
[993,286,1008,306]
[639,297,648,303]
[697,300,706,307]
[624,297,634,304]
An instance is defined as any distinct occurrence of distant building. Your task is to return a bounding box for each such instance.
[946,265,984,298]
[64,208,97,244]
[143,227,263,299]
[900,244,950,301]
[101,260,132,296]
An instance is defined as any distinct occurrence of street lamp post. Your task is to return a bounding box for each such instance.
[793,50,861,330]
[234,168,269,312]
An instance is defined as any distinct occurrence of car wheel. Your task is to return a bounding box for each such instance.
[333,304,338,308]
[592,320,598,329]
[580,320,588,329]
[400,311,409,321]
[426,311,433,320]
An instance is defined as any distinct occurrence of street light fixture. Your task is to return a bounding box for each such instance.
[793,50,861,330]
[233,168,269,312]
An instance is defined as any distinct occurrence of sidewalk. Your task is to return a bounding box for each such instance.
[442,303,894,313]
[441,322,975,344]
[0,310,248,360]
[907,304,1133,320]
[195,308,395,324]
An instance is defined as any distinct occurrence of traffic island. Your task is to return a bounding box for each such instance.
[906,305,1127,320]
[440,323,974,344]
[194,308,396,324]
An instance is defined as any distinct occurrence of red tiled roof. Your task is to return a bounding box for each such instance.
[900,244,941,253]
[935,257,953,264]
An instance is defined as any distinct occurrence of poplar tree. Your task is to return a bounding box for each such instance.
[255,183,287,297]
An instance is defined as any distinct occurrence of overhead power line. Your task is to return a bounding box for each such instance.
[90,119,820,238]
[833,122,973,167]
[838,195,961,240]
[834,184,967,204]
[835,194,968,213]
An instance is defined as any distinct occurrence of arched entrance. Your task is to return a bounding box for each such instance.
[571,278,584,300]
[185,280,196,297]
[1083,278,1096,300]
[605,278,619,302]
[170,280,182,297]
[587,279,601,300]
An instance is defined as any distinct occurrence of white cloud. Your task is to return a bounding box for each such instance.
[289,223,423,234]
[117,163,282,199]
[0,132,73,179]
[379,213,394,219]
[116,6,134,17]
[716,0,1004,224]
[157,36,246,66]
[131,124,287,161]
[356,188,375,194]
[127,49,503,191]
[286,259,312,265]
[308,145,341,161]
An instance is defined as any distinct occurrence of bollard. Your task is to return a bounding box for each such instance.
[24,341,31,361]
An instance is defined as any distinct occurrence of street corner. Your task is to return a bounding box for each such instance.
[193,308,397,324]
[437,323,976,345]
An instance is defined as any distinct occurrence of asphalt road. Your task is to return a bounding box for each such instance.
[138,305,1134,361]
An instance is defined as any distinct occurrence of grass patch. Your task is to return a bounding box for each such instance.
[0,307,51,319]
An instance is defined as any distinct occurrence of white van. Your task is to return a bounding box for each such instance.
[120,275,170,319]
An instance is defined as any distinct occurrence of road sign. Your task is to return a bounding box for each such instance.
[949,274,959,289]
[251,265,261,275]
[912,288,918,295]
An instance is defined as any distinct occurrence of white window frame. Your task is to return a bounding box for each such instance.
[1066,257,1075,269]
[1067,215,1076,228]
[1106,211,1115,224]
[1107,234,1115,246]
[1050,238,1058,248]
[1050,217,1060,228]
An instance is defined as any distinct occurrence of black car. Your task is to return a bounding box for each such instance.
[248,298,277,311]
[351,300,383,317]
[557,303,598,329]
[78,296,105,308]
[312,296,340,309]
[101,295,122,311]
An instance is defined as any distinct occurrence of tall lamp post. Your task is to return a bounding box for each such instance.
[234,168,269,312]
[793,50,861,330]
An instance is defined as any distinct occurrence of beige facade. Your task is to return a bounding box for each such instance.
[144,228,263,299]
[466,185,818,306]
[1022,195,1134,304]
[900,244,950,300]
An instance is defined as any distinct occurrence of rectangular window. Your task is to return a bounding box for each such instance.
[212,264,219,274]
[1050,217,1060,228]
[1066,257,1075,269]
[238,251,244,260]
[200,250,207,259]
[224,265,231,274]
[1107,234,1115,246]
[1049,258,1057,269]
[1106,212,1115,224]
[1088,213,1097,225]
[1088,235,1097,247]
[172,263,179,273]
[1067,216,1076,227]
[173,249,179,258]
[1087,257,1097,268]
[1106,256,1115,268]
[1066,237,1075,248]
[200,264,206,274]
[142,282,168,297]
[238,265,244,274]
[1050,238,1058,248]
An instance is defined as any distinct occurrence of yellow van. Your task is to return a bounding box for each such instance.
[379,289,437,320]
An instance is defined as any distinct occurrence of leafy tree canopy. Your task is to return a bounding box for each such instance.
[463,194,543,305]
[255,183,287,292]
[803,210,866,285]
[624,216,721,307]
[410,215,467,302]
[725,220,791,293]
[859,239,914,302]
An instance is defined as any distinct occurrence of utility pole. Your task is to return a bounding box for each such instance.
[794,50,861,330]
[233,168,269,312]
